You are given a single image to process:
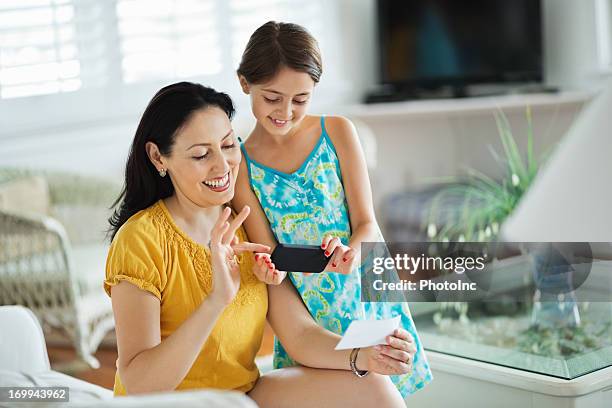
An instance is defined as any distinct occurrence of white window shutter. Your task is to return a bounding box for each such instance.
[0,0,338,128]
[595,0,612,71]
[115,0,221,84]
[0,0,81,98]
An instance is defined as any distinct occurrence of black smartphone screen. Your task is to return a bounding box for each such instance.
[270,243,329,273]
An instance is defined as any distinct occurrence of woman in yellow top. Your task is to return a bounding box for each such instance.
[104,82,416,407]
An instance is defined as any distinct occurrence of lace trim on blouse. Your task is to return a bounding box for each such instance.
[150,201,260,307]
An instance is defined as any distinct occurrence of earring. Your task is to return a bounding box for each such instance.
[159,168,167,177]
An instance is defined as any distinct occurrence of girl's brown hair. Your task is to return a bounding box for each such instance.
[237,21,322,84]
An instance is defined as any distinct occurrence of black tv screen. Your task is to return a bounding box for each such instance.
[377,0,543,88]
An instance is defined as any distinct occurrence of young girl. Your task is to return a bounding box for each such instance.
[232,22,433,397]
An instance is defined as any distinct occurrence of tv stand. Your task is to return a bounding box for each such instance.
[346,90,591,119]
[364,83,559,104]
[364,85,468,103]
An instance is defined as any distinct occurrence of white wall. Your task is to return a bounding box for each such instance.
[346,99,587,223]
[543,0,606,91]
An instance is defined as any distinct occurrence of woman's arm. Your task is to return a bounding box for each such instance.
[112,281,226,394]
[321,116,380,272]
[267,279,416,375]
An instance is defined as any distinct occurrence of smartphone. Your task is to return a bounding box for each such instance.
[270,243,329,273]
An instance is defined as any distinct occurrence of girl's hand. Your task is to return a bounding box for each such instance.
[321,235,358,275]
[209,206,271,307]
[253,252,287,285]
[357,328,416,376]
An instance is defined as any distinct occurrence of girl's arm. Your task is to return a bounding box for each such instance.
[232,154,287,284]
[267,278,416,375]
[322,116,380,271]
[232,156,278,249]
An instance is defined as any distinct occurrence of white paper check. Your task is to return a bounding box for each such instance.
[334,316,401,350]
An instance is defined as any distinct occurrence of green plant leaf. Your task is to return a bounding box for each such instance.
[526,105,537,176]
[495,111,528,184]
[426,107,548,243]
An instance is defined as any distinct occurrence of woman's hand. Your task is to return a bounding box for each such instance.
[252,252,287,285]
[209,206,271,307]
[321,235,359,275]
[357,328,416,376]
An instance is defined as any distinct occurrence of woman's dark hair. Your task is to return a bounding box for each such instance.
[237,21,322,84]
[107,82,234,241]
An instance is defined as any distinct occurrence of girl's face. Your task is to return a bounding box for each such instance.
[149,107,241,208]
[240,66,315,136]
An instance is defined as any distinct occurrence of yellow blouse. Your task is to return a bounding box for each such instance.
[104,200,267,395]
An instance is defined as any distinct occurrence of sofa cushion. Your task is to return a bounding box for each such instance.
[0,176,50,216]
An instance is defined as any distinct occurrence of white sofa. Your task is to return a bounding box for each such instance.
[0,305,257,407]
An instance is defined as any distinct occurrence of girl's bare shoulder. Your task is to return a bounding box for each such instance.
[321,115,359,148]
[300,114,324,134]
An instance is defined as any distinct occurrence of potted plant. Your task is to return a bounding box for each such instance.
[425,107,540,244]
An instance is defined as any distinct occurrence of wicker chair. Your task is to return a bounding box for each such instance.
[0,169,119,368]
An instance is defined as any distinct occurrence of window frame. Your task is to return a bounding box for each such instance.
[595,0,612,73]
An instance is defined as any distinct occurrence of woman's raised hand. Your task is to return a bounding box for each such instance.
[358,328,416,376]
[209,205,271,307]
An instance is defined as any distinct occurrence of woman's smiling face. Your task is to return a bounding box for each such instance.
[152,107,241,207]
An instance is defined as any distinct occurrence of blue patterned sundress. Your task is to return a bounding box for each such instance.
[240,116,432,397]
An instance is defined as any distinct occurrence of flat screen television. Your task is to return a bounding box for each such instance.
[373,0,543,100]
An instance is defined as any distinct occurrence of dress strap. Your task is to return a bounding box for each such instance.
[319,115,338,158]
[239,143,253,184]
[320,115,328,137]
